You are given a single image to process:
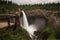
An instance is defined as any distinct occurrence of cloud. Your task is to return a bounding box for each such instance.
[9,0,59,5]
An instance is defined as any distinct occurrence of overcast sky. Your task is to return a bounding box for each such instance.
[9,0,60,5]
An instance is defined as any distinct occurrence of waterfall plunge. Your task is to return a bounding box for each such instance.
[21,10,37,39]
[22,10,29,28]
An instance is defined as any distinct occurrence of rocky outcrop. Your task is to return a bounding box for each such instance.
[24,9,59,17]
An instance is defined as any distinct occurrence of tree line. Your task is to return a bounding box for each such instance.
[0,1,60,14]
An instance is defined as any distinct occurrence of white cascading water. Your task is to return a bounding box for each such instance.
[22,10,29,28]
[21,10,37,39]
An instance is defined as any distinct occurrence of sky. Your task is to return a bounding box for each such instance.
[8,0,60,5]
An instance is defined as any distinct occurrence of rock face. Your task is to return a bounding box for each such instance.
[24,9,59,17]
[24,9,45,17]
[20,9,60,30]
[49,16,60,30]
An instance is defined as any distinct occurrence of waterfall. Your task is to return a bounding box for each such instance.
[21,10,37,40]
[20,10,46,40]
[21,10,29,28]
